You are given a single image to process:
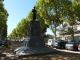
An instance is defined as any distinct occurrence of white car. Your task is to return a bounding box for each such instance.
[14,46,26,53]
[47,39,57,47]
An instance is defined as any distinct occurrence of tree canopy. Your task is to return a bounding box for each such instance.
[0,0,8,39]
[8,0,80,40]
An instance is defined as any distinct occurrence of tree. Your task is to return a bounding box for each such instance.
[72,0,80,21]
[0,0,8,39]
[35,0,71,40]
[62,0,80,41]
[8,7,49,38]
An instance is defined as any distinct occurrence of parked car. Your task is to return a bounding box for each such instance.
[65,40,80,51]
[65,42,78,50]
[19,39,24,43]
[78,44,80,51]
[47,39,57,47]
[56,40,67,49]
[76,40,80,43]
[47,39,67,49]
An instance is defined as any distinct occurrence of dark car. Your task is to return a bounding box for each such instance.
[55,40,67,49]
[65,40,80,51]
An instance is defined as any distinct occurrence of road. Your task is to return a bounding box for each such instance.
[0,41,80,60]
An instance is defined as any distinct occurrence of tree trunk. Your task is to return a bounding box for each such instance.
[62,21,64,39]
[72,25,75,41]
[54,21,57,40]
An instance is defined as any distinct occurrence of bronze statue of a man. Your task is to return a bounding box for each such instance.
[32,7,37,20]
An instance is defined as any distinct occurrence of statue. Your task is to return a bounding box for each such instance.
[32,7,37,20]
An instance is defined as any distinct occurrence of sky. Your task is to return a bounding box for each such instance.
[3,0,53,35]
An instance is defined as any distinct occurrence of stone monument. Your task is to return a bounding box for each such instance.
[15,7,59,56]
[26,7,45,47]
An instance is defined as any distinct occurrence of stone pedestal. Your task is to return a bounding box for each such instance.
[26,20,45,47]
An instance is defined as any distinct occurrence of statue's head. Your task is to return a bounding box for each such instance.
[33,7,35,9]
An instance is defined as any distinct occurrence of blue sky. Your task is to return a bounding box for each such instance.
[3,0,53,35]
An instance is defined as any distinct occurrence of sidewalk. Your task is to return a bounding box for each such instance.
[53,48,80,54]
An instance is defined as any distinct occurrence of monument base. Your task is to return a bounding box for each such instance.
[15,46,59,57]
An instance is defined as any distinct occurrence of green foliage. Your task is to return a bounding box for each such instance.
[8,0,80,40]
[8,17,30,39]
[0,0,8,38]
[72,0,80,20]
[63,0,80,40]
[35,0,72,39]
